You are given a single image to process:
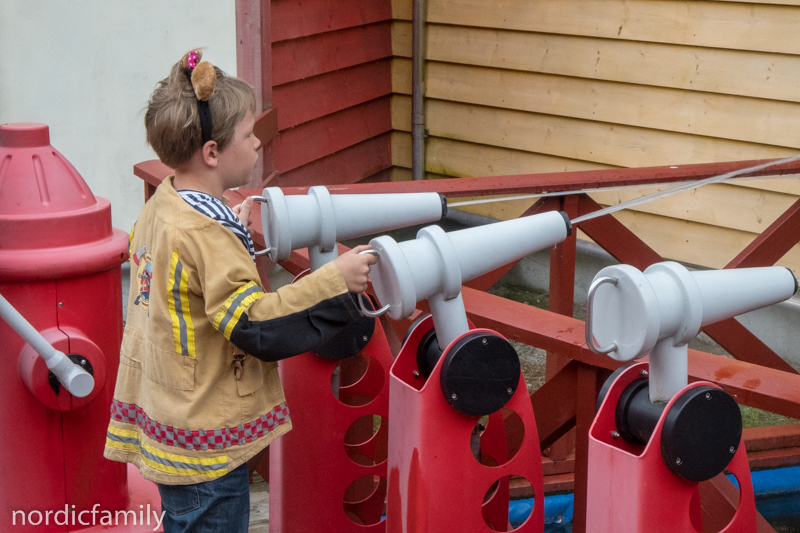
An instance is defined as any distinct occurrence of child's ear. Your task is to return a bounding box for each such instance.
[201,140,220,168]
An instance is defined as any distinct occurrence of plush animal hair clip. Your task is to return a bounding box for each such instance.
[180,49,216,144]
[181,49,216,101]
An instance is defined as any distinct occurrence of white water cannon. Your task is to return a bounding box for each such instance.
[586,262,797,402]
[365,211,572,349]
[254,186,447,271]
[252,185,446,359]
[363,210,570,416]
[0,293,94,398]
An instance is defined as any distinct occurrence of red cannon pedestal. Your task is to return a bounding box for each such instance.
[587,363,756,533]
[269,275,393,532]
[386,316,544,533]
[0,123,161,532]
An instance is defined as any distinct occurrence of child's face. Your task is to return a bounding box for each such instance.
[218,113,260,189]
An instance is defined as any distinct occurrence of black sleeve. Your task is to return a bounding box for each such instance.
[229,292,362,361]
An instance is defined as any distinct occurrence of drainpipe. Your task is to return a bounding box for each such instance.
[411,0,426,181]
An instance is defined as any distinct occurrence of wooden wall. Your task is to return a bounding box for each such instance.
[389,0,800,270]
[269,0,395,186]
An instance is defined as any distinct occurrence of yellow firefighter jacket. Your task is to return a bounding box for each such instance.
[104,177,359,484]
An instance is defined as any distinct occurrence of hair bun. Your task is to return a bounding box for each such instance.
[191,62,216,101]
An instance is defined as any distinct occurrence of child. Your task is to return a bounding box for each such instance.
[104,50,377,533]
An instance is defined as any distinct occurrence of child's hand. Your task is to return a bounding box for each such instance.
[334,245,378,293]
[232,197,254,232]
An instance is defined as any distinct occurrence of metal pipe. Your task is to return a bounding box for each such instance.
[411,0,426,181]
[0,293,94,398]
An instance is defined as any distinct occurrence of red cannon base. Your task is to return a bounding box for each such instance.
[587,363,757,533]
[387,316,545,533]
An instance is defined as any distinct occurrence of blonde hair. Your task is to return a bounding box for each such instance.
[144,54,256,168]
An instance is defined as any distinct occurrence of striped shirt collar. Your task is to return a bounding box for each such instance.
[178,190,256,260]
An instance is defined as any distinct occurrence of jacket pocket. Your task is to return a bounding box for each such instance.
[142,341,196,391]
[234,353,265,397]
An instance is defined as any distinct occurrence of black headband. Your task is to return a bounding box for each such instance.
[184,69,213,145]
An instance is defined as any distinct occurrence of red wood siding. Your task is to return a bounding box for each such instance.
[269,0,394,186]
[272,0,392,43]
[272,22,392,85]
[272,97,392,172]
[279,134,393,187]
[273,59,392,130]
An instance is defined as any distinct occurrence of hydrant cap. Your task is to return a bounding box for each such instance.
[0,122,97,216]
[0,123,51,148]
[0,122,128,280]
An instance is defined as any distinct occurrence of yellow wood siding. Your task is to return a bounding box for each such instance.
[390,0,800,270]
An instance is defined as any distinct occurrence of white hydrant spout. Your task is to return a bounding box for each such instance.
[0,293,94,398]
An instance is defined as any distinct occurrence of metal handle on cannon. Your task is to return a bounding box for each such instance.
[357,249,391,318]
[249,195,275,257]
[586,276,619,355]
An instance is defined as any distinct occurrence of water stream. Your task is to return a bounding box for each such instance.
[447,153,800,225]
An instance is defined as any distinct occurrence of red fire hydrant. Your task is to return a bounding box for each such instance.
[0,123,161,532]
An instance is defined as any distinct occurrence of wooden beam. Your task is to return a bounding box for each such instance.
[699,475,778,533]
[702,320,798,375]
[576,194,662,268]
[134,157,800,199]
[530,361,580,450]
[546,195,579,461]
[548,195,579,356]
[285,157,800,197]
[133,160,172,191]
[253,107,279,147]
[744,423,800,452]
[727,195,800,269]
[236,0,264,187]
[572,365,602,533]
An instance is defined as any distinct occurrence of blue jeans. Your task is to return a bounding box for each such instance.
[158,462,250,533]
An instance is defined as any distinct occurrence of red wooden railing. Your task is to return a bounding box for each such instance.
[135,157,800,533]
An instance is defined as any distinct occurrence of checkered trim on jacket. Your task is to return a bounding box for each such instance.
[110,399,290,450]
